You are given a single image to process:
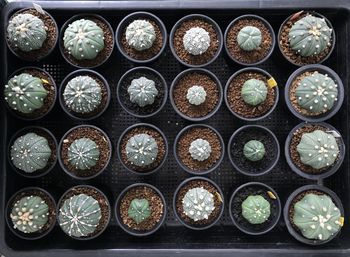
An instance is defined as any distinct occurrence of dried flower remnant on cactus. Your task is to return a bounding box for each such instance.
[183,27,211,55]
[186,85,207,105]
[127,77,158,107]
[243,140,266,162]
[126,133,158,166]
[241,195,271,224]
[128,198,151,224]
[67,138,100,170]
[241,79,267,106]
[125,19,156,51]
[182,187,215,221]
[237,26,262,51]
[188,138,212,161]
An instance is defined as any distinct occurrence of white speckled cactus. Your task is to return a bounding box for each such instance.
[237,26,262,51]
[126,133,158,166]
[183,27,211,55]
[186,85,207,105]
[241,79,268,106]
[125,19,156,51]
[182,187,215,221]
[242,195,271,224]
[67,138,100,170]
[127,77,158,107]
[189,138,212,161]
[243,140,265,162]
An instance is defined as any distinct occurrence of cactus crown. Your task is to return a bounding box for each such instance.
[59,193,102,237]
[237,26,262,51]
[183,27,211,55]
[182,187,215,221]
[128,198,151,224]
[7,13,47,52]
[125,19,156,51]
[189,138,212,162]
[288,14,332,57]
[127,76,158,107]
[63,19,105,60]
[67,138,100,170]
[186,85,207,105]
[10,195,49,234]
[126,133,158,167]
[241,78,267,106]
[242,195,271,224]
[243,140,265,162]
[293,193,341,241]
[297,130,339,169]
[295,71,338,114]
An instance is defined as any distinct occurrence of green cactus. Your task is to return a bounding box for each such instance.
[125,19,156,51]
[186,85,207,105]
[182,187,215,221]
[241,79,267,106]
[288,14,332,57]
[293,193,342,241]
[63,19,105,60]
[126,133,158,167]
[242,195,271,224]
[67,138,100,170]
[189,138,212,161]
[127,76,158,107]
[7,13,47,52]
[10,195,49,234]
[128,198,151,224]
[243,140,265,162]
[297,130,339,169]
[59,193,102,237]
[237,26,262,51]
[183,27,211,55]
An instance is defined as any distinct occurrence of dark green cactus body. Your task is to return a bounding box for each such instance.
[128,198,151,224]
[67,138,100,170]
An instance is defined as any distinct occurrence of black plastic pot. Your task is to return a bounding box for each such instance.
[227,125,280,176]
[59,69,111,120]
[173,124,225,175]
[169,14,223,68]
[117,66,167,118]
[224,14,275,66]
[283,184,344,245]
[285,64,344,122]
[115,11,167,64]
[285,122,345,180]
[229,182,281,235]
[5,187,57,240]
[170,68,223,122]
[115,183,167,236]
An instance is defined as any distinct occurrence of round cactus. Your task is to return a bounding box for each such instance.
[63,19,105,60]
[125,19,156,51]
[127,77,158,107]
[288,14,332,57]
[7,13,47,52]
[297,130,339,169]
[59,193,102,237]
[67,138,100,170]
[188,138,212,162]
[128,198,151,224]
[186,85,207,105]
[63,75,102,114]
[293,193,341,241]
[242,195,271,224]
[4,73,48,114]
[295,71,338,114]
[182,187,215,221]
[243,140,265,162]
[237,26,262,51]
[126,133,158,167]
[183,27,211,55]
[241,79,268,106]
[10,195,49,234]
[11,132,51,173]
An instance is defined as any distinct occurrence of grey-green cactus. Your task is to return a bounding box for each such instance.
[182,187,215,221]
[295,71,338,114]
[4,73,48,114]
[293,193,342,241]
[183,27,211,55]
[67,138,100,170]
[127,76,158,107]
[243,140,265,162]
[128,198,151,224]
[125,19,156,51]
[126,133,158,167]
[63,75,102,114]
[237,26,262,51]
[7,13,47,52]
[10,195,49,233]
[288,14,332,57]
[63,19,105,60]
[242,195,271,224]
[241,79,267,106]
[189,138,212,162]
[186,85,207,105]
[11,132,51,173]
[59,193,102,237]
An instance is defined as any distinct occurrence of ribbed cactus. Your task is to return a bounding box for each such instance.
[59,193,102,237]
[243,140,265,162]
[242,195,271,224]
[295,72,338,113]
[7,13,47,52]
[63,19,105,60]
[63,75,102,114]
[297,130,339,169]
[128,198,151,224]
[241,79,268,106]
[189,138,212,161]
[293,193,341,241]
[183,27,211,55]
[125,19,156,51]
[4,73,48,114]
[126,133,158,166]
[288,14,332,57]
[237,26,262,51]
[10,195,49,233]
[11,132,51,173]
[67,138,100,170]
[127,77,158,107]
[182,187,215,221]
[186,85,207,105]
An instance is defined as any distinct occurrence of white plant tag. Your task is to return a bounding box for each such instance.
[33,3,46,15]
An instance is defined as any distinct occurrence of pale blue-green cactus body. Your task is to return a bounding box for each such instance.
[67,138,100,170]
[128,198,151,224]
[243,140,265,162]
[126,133,158,166]
[242,195,271,224]
[186,85,207,105]
[182,187,215,221]
[241,79,267,106]
[189,138,212,161]
[237,26,262,51]
[125,20,156,51]
[127,77,158,107]
[183,27,211,55]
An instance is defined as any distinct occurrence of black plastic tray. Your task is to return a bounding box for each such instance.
[1,1,350,256]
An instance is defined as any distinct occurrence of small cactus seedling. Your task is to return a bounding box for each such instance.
[127,76,158,107]
[237,26,262,51]
[241,195,271,224]
[182,187,215,221]
[183,27,211,55]
[126,133,158,167]
[10,195,49,233]
[293,193,341,241]
[128,198,151,224]
[241,79,267,106]
[243,140,265,162]
[125,19,156,51]
[188,138,212,162]
[67,138,100,170]
[186,85,207,105]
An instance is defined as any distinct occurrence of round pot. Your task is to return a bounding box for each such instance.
[170,68,223,122]
[117,66,168,118]
[227,125,280,176]
[115,183,167,236]
[283,184,344,245]
[173,124,225,175]
[285,64,344,122]
[224,14,275,66]
[115,12,167,64]
[59,69,111,120]
[5,187,57,240]
[169,14,223,68]
[229,182,281,235]
[285,122,345,180]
